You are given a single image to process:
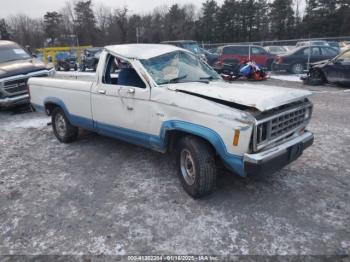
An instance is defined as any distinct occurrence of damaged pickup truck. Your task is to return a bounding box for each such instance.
[29,44,314,198]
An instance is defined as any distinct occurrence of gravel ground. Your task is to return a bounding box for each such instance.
[0,79,349,258]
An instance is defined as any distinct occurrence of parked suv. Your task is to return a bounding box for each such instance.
[213,45,276,74]
[161,40,208,61]
[80,47,102,71]
[0,40,54,108]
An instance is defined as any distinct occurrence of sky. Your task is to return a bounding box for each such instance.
[0,0,226,18]
[0,0,305,18]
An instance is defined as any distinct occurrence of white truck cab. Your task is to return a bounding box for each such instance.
[29,44,314,198]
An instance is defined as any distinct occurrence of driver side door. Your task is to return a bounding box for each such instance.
[91,53,152,146]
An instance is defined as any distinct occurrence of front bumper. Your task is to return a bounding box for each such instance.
[0,94,30,107]
[244,131,314,176]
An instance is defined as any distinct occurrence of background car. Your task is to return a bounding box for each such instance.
[264,46,287,55]
[283,46,296,52]
[296,40,329,47]
[273,45,339,74]
[199,47,218,66]
[55,51,78,71]
[303,49,350,86]
[80,47,102,71]
[161,40,207,60]
[0,40,54,108]
[213,45,276,74]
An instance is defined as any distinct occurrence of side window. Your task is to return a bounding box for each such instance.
[251,47,266,55]
[102,54,146,88]
[223,46,248,55]
[238,46,249,55]
[311,47,321,56]
[303,47,320,56]
[322,47,338,57]
[102,55,119,85]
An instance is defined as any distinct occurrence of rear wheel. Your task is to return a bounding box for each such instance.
[291,63,304,74]
[52,107,78,143]
[176,136,217,198]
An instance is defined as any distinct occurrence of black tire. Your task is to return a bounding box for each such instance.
[307,69,326,86]
[290,63,304,74]
[52,107,79,143]
[176,136,217,198]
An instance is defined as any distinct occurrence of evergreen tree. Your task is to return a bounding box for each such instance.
[199,0,219,42]
[269,0,295,39]
[43,12,63,45]
[74,0,98,45]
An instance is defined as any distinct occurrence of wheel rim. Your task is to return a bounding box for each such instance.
[293,64,303,74]
[180,149,196,186]
[310,70,323,81]
[55,113,67,137]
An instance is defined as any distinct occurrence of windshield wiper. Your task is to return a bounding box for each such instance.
[168,74,187,83]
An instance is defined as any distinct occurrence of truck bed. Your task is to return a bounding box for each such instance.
[29,76,94,124]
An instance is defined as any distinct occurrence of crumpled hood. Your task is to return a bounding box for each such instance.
[167,81,312,112]
[0,59,50,79]
[310,59,330,67]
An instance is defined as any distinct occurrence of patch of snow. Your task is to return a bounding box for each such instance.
[1,116,50,131]
[270,74,304,82]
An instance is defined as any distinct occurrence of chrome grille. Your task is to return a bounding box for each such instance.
[253,102,312,152]
[4,79,28,93]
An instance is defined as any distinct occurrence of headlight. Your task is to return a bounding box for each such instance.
[48,68,56,77]
[304,107,312,120]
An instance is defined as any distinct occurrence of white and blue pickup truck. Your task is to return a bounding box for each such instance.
[29,44,314,198]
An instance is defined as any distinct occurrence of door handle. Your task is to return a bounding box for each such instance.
[98,89,106,94]
[127,88,135,94]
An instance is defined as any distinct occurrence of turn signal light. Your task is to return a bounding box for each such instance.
[233,130,240,146]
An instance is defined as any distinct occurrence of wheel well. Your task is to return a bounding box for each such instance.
[166,130,216,154]
[313,68,327,81]
[44,102,60,116]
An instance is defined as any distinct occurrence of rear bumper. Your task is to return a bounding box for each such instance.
[243,131,314,176]
[0,94,30,107]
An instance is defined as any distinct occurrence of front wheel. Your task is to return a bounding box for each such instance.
[52,107,79,143]
[307,69,326,85]
[176,136,217,198]
[291,63,304,74]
